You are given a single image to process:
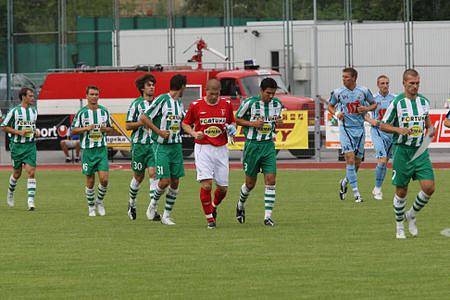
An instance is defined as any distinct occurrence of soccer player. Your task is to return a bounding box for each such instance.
[379,69,435,239]
[140,74,186,226]
[364,75,396,200]
[126,74,161,221]
[235,77,283,227]
[1,87,39,210]
[328,67,376,203]
[71,86,114,217]
[182,78,236,229]
[444,111,450,128]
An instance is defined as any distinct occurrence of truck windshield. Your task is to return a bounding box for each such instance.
[240,75,289,97]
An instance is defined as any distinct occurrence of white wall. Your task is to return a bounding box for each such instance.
[120,21,450,108]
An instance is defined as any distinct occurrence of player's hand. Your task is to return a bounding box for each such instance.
[226,124,237,136]
[335,112,344,120]
[427,126,436,138]
[86,124,95,131]
[275,116,283,125]
[397,127,411,135]
[193,131,204,140]
[16,129,27,136]
[357,106,369,113]
[253,118,264,129]
[34,129,41,138]
[158,130,170,139]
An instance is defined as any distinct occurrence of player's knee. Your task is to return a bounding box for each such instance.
[218,186,227,194]
[423,185,435,196]
[158,178,170,189]
[201,182,212,191]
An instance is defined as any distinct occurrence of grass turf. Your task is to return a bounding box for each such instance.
[0,169,449,299]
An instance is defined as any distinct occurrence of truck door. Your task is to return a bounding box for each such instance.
[219,78,242,110]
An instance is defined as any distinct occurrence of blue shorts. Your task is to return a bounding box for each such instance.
[371,127,393,159]
[339,126,365,158]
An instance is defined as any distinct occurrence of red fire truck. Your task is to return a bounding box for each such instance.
[37,64,318,157]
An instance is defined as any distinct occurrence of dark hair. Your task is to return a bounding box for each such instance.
[343,67,358,79]
[403,68,419,81]
[18,87,33,101]
[85,85,99,95]
[260,77,278,91]
[135,74,156,95]
[170,74,187,91]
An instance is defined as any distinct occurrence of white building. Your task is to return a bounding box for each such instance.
[120,21,450,107]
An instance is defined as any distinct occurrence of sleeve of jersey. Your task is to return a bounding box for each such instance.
[236,100,250,118]
[126,102,137,122]
[381,102,396,124]
[366,89,375,104]
[145,97,163,119]
[228,102,236,123]
[1,109,14,127]
[106,110,112,127]
[329,91,338,105]
[71,111,81,129]
[182,103,195,125]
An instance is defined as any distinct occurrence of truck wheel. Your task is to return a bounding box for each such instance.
[289,149,315,159]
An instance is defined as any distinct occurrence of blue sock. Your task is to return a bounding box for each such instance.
[346,164,358,190]
[375,163,387,188]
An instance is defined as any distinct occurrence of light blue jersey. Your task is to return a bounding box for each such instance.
[329,86,374,128]
[330,85,374,157]
[371,92,395,158]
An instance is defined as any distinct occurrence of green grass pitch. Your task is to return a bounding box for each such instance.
[1,169,449,299]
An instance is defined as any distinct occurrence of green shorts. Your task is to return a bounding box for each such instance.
[392,145,434,187]
[242,140,276,177]
[153,143,184,179]
[82,147,109,176]
[10,142,37,169]
[131,143,155,173]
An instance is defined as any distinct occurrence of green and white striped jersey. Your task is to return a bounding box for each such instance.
[382,93,430,147]
[126,96,153,144]
[71,105,112,149]
[144,93,184,144]
[236,96,283,141]
[1,105,38,143]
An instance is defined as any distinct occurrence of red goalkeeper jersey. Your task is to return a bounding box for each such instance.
[183,98,235,146]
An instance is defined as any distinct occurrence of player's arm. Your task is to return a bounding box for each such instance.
[379,102,410,135]
[100,111,114,134]
[235,99,263,128]
[181,103,203,139]
[425,115,436,137]
[357,89,377,113]
[327,91,343,120]
[125,102,143,131]
[0,109,25,136]
[71,112,94,135]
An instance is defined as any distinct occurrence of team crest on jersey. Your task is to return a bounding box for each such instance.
[258,123,272,134]
[221,109,226,116]
[204,126,222,138]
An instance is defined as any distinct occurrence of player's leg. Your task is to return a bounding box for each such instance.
[344,151,362,202]
[261,142,277,226]
[405,154,435,237]
[75,142,81,162]
[160,144,184,225]
[149,144,170,216]
[212,145,229,211]
[372,156,388,200]
[338,126,357,200]
[94,147,110,216]
[371,129,390,200]
[128,144,146,220]
[194,144,216,227]
[60,140,71,162]
[23,164,36,211]
[22,143,38,210]
[391,146,414,239]
[7,166,21,208]
[236,141,260,224]
[85,174,96,217]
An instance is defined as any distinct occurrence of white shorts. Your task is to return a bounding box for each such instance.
[65,140,80,149]
[194,143,229,186]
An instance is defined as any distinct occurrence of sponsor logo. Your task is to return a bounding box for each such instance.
[200,117,226,125]
[258,123,272,134]
[169,123,180,133]
[410,125,423,137]
[204,126,222,138]
[401,116,426,122]
[57,125,69,137]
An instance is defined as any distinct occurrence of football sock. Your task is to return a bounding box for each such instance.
[96,184,107,203]
[200,188,214,223]
[149,178,159,205]
[85,187,95,207]
[152,184,165,208]
[213,188,227,208]
[393,194,406,224]
[128,177,140,207]
[238,184,250,209]
[27,178,36,204]
[346,164,359,195]
[409,190,431,217]
[264,185,276,219]
[8,175,17,195]
[163,187,178,218]
[375,163,387,189]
